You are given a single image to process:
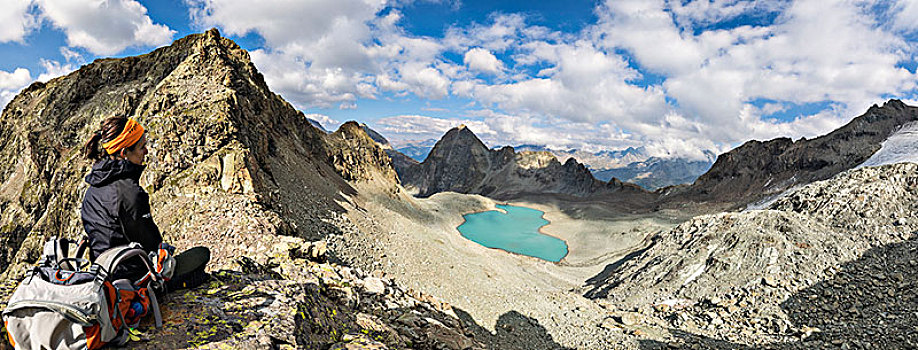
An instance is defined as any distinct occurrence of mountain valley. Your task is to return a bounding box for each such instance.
[1,30,917,350]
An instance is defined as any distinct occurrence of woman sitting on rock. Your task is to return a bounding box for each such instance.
[80,116,209,290]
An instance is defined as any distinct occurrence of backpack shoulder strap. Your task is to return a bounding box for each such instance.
[75,238,90,261]
[43,237,92,270]
[147,286,163,328]
[96,244,164,329]
[94,244,158,283]
[38,238,59,266]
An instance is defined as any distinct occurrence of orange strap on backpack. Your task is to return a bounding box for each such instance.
[4,320,14,347]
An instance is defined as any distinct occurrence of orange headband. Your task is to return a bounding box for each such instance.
[102,118,145,155]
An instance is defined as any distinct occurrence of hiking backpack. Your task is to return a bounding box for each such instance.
[3,238,164,350]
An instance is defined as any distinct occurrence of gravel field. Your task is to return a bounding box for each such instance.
[330,187,685,349]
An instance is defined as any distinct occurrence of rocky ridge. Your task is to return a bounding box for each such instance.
[393,125,649,199]
[512,145,650,171]
[583,162,918,348]
[0,29,475,349]
[394,101,917,211]
[512,145,715,190]
[326,121,398,185]
[671,99,918,206]
[0,27,334,276]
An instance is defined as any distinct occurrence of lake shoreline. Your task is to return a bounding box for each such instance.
[456,203,570,263]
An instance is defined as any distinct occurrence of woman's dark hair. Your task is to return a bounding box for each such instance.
[82,116,136,160]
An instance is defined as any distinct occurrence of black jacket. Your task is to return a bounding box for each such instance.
[81,159,162,280]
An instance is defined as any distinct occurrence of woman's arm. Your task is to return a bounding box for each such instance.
[121,185,163,252]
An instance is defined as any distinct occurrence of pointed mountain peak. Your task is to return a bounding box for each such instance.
[883,99,907,110]
[327,122,397,183]
[437,124,486,149]
[205,27,221,39]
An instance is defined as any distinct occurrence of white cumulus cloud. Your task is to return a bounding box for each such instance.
[0,68,31,90]
[38,0,175,55]
[0,68,32,110]
[0,0,39,43]
[464,47,503,74]
[188,0,388,109]
[891,0,918,33]
[0,62,85,110]
[185,0,918,159]
[36,59,77,82]
[595,0,916,145]
[373,114,496,143]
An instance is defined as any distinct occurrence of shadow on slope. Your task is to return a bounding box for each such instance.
[583,238,657,295]
[140,257,573,349]
[454,308,575,350]
[635,235,918,349]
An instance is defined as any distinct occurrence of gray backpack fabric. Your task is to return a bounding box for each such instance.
[3,239,163,350]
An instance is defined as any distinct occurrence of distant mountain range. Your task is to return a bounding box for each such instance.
[514,145,716,190]
[381,141,715,190]
[592,155,715,190]
[513,145,650,169]
[378,99,918,208]
[391,139,438,162]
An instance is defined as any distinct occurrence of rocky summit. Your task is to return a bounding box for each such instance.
[0,29,474,349]
[392,125,649,199]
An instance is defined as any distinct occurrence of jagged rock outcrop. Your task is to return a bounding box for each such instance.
[0,28,408,277]
[0,28,338,276]
[512,145,650,170]
[513,145,715,190]
[669,99,918,205]
[148,237,482,350]
[0,29,473,349]
[392,125,648,199]
[326,121,398,186]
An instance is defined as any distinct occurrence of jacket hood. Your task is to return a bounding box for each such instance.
[85,158,145,186]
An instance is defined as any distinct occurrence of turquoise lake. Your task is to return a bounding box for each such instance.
[457,204,569,262]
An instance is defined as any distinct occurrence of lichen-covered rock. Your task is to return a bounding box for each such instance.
[326,121,398,186]
[0,29,475,349]
[330,334,389,350]
[104,239,481,349]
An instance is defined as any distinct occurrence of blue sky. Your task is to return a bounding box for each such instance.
[2,0,918,159]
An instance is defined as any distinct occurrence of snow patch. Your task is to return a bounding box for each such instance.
[858,121,918,168]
